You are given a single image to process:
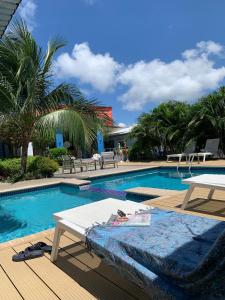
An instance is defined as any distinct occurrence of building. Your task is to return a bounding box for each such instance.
[104,125,135,151]
[0,0,21,38]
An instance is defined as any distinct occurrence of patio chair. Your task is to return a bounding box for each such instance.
[50,198,225,299]
[62,155,73,174]
[167,141,196,163]
[72,158,97,172]
[189,138,220,162]
[101,151,118,168]
[71,158,83,173]
[81,158,97,171]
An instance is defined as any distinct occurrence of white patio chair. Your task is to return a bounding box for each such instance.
[101,151,118,168]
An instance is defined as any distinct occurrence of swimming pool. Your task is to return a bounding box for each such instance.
[91,167,225,191]
[0,184,149,243]
[1,166,225,243]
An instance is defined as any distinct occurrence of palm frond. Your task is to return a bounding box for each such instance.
[36,109,97,148]
[43,37,66,75]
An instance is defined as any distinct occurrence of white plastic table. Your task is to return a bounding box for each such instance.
[181,174,225,209]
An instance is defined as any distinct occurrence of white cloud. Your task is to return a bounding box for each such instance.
[182,41,224,59]
[55,41,225,111]
[18,0,37,32]
[55,42,121,92]
[119,41,225,110]
[118,122,126,128]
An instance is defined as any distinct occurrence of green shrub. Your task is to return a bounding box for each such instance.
[49,147,68,165]
[0,157,36,178]
[28,156,59,177]
[0,156,58,181]
[0,158,21,178]
[49,147,68,159]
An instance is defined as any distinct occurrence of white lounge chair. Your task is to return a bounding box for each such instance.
[167,141,196,163]
[50,198,149,262]
[189,138,220,163]
[181,174,225,209]
[101,151,118,168]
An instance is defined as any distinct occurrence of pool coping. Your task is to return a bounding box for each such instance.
[0,178,91,196]
[125,187,184,198]
[73,166,158,180]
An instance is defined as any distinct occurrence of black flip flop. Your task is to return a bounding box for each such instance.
[25,242,52,253]
[12,249,44,262]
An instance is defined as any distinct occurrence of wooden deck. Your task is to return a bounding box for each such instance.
[147,187,225,221]
[0,231,151,300]
[1,190,225,300]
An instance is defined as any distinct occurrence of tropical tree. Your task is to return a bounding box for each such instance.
[0,21,103,174]
[189,87,225,154]
[130,101,192,160]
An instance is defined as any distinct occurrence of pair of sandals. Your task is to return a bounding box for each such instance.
[12,242,52,262]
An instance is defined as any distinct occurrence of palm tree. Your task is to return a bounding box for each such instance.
[189,87,225,153]
[131,101,191,158]
[0,21,103,174]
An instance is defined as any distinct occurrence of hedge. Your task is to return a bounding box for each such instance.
[28,156,59,177]
[0,156,59,180]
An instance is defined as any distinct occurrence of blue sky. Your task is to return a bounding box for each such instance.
[15,0,225,126]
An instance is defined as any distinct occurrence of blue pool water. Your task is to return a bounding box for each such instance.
[91,167,225,191]
[0,184,145,243]
[1,166,225,243]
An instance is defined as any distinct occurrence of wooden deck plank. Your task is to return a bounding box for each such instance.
[0,248,58,300]
[0,265,23,300]
[47,233,150,300]
[13,243,96,300]
[32,237,141,300]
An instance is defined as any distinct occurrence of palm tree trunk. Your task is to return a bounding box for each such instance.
[21,141,29,174]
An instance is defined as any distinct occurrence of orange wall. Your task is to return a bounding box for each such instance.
[95,106,113,126]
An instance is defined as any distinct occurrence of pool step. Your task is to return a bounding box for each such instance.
[125,187,183,198]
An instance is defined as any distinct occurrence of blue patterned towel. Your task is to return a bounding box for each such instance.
[86,208,225,299]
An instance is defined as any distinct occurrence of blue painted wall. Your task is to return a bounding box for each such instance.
[97,131,104,154]
[55,130,64,148]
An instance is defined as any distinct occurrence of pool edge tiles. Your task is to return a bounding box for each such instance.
[0,178,91,197]
[0,183,61,197]
[81,166,158,180]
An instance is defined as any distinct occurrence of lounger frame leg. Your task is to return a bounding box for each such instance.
[203,154,206,163]
[50,223,65,262]
[207,188,215,200]
[181,184,195,209]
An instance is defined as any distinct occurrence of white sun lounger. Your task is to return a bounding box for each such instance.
[50,198,149,262]
[189,138,220,163]
[181,174,225,209]
[167,141,196,163]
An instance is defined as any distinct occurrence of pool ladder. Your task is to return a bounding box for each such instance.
[176,154,194,173]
